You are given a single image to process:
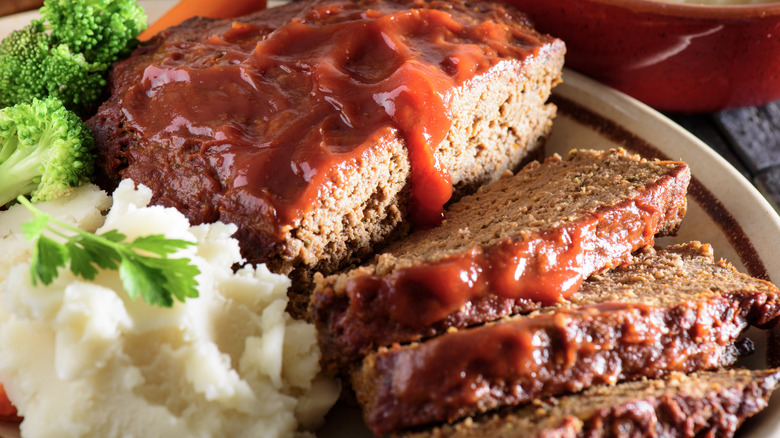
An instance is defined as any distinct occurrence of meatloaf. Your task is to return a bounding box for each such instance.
[402,368,780,438]
[351,241,780,434]
[86,0,566,306]
[311,148,690,372]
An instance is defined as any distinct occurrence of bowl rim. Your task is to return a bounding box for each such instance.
[591,0,780,18]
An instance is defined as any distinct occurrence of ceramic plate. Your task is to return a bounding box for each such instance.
[1,2,780,437]
[319,68,780,438]
[530,69,780,438]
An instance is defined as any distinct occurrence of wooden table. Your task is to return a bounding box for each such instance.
[0,0,42,18]
[667,102,780,213]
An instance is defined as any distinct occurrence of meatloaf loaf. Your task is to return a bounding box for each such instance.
[311,148,690,371]
[351,241,780,434]
[402,369,780,438]
[86,0,566,305]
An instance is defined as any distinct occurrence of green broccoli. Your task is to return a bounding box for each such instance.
[0,22,108,113]
[41,0,148,65]
[0,0,147,113]
[0,96,96,207]
[0,22,52,109]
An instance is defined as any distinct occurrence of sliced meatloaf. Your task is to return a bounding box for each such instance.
[86,0,566,309]
[311,148,690,372]
[402,368,780,438]
[351,242,780,435]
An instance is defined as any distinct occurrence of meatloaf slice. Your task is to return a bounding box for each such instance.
[311,148,690,371]
[402,369,780,438]
[351,242,780,434]
[86,0,566,309]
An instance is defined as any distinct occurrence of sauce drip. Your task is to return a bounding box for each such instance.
[121,0,543,232]
[364,297,733,434]
[346,191,674,329]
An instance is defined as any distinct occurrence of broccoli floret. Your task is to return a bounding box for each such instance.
[44,44,108,111]
[41,0,147,65]
[0,22,52,108]
[0,0,147,113]
[0,22,108,113]
[0,96,95,207]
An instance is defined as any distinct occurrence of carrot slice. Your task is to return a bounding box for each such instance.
[0,384,19,422]
[138,0,269,41]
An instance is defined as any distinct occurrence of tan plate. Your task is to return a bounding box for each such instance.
[2,2,780,437]
[318,68,780,438]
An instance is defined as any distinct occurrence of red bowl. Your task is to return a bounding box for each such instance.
[498,0,780,113]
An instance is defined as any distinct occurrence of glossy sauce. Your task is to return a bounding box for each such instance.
[121,0,544,232]
[345,171,686,329]
[365,298,735,434]
[389,303,658,404]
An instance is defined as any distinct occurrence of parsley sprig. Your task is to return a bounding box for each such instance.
[18,195,200,307]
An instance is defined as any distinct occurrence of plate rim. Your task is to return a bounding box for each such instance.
[1,4,779,438]
[552,68,780,283]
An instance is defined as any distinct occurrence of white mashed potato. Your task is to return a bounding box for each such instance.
[0,180,340,438]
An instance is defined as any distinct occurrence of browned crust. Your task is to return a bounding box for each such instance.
[350,242,780,434]
[311,149,691,373]
[400,369,780,438]
[549,94,770,282]
[86,0,566,312]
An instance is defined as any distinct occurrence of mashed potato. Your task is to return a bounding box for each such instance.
[0,180,340,438]
[0,184,112,281]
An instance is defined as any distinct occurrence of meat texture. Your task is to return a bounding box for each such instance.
[402,369,780,438]
[312,148,690,372]
[86,0,566,311]
[351,242,780,434]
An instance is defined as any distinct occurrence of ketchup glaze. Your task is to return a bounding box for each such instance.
[121,0,546,233]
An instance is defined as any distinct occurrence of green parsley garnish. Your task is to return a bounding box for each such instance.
[17,195,200,307]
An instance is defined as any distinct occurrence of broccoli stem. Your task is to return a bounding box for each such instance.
[0,151,46,206]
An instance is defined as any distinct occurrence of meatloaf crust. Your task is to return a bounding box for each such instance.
[402,369,780,438]
[351,242,780,434]
[311,149,690,372]
[86,0,566,306]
